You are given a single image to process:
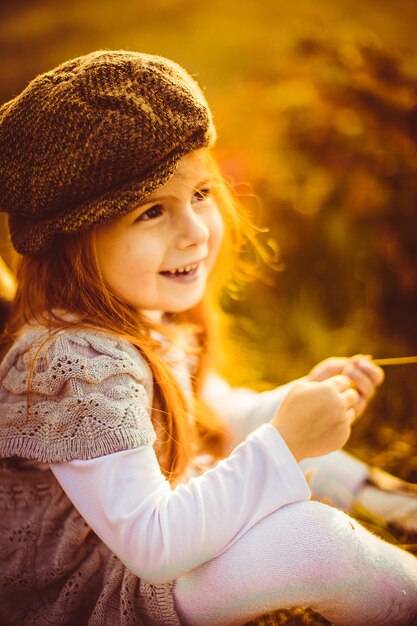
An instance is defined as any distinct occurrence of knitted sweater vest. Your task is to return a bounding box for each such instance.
[0,323,181,625]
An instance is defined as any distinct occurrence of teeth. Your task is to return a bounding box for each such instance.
[166,263,197,275]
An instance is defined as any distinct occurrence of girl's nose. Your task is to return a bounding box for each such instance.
[175,208,209,249]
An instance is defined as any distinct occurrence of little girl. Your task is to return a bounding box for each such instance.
[0,50,416,626]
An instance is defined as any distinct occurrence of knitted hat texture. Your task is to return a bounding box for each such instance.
[0,50,216,255]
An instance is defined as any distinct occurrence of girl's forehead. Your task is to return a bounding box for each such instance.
[149,149,211,197]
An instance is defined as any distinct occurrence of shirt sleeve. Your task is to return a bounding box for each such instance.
[200,373,370,509]
[200,371,302,448]
[51,422,311,584]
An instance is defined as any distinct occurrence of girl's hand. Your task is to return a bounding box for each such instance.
[307,355,384,418]
[270,375,360,461]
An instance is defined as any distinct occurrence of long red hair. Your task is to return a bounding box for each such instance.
[1,153,264,485]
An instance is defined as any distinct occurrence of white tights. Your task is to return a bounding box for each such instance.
[173,501,417,626]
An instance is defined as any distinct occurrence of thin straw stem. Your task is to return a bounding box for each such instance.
[373,356,417,366]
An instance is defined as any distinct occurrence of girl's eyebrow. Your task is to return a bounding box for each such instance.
[193,176,213,188]
[134,177,214,208]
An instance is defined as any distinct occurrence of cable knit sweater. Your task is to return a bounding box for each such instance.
[0,323,180,626]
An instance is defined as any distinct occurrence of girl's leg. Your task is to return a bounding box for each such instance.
[173,501,417,626]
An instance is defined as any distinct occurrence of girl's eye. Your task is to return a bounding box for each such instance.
[135,204,164,222]
[193,188,211,203]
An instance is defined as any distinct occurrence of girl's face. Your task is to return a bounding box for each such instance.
[94,149,224,316]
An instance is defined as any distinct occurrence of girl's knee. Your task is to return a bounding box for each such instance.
[268,500,384,582]
[274,500,359,547]
[281,501,417,585]
[278,501,362,573]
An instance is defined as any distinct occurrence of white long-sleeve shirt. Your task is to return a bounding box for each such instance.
[51,423,310,584]
[50,362,367,585]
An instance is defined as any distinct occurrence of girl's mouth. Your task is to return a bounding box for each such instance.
[159,262,200,282]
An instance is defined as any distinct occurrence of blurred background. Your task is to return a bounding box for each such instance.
[1,2,417,621]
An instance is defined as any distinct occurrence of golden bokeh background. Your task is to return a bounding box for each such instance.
[1,3,417,622]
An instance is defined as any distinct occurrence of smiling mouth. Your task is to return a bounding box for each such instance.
[159,262,200,277]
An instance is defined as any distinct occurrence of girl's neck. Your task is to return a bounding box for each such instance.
[141,310,163,323]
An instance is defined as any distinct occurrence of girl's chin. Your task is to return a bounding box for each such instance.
[131,279,207,316]
[166,291,206,313]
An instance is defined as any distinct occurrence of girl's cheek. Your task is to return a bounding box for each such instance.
[210,210,224,249]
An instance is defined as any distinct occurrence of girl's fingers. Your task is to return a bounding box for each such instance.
[342,362,375,400]
[350,355,385,386]
[308,357,349,381]
[342,356,384,416]
[345,408,357,425]
[342,388,361,424]
[308,355,384,388]
[342,387,360,412]
[328,374,352,392]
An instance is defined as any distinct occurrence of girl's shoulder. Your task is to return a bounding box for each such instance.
[1,321,153,399]
[0,320,157,463]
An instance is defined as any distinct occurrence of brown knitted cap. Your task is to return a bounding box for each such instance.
[0,50,216,255]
